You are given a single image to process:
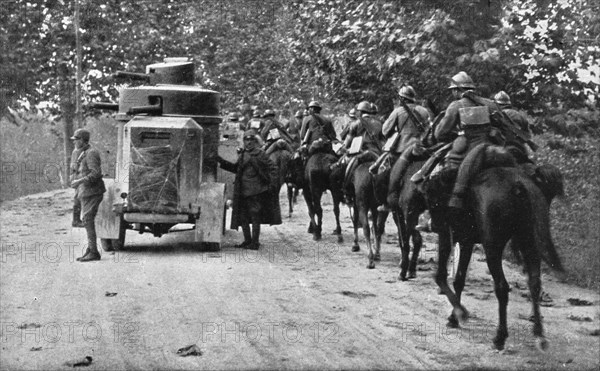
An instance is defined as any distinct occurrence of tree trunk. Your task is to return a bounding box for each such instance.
[58,63,75,187]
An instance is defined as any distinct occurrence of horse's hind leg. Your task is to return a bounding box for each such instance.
[287,183,294,218]
[351,204,360,252]
[303,187,316,234]
[517,234,547,351]
[435,224,468,326]
[331,191,343,242]
[313,191,324,240]
[394,211,410,281]
[374,210,388,262]
[406,209,423,279]
[485,244,510,351]
[448,242,474,327]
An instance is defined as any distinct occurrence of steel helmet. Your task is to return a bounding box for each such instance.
[228,112,240,121]
[252,109,262,118]
[357,101,371,113]
[308,101,321,109]
[448,71,475,90]
[71,128,90,141]
[370,102,378,114]
[398,86,416,102]
[348,108,357,119]
[494,91,511,106]
[264,109,275,117]
[295,110,303,118]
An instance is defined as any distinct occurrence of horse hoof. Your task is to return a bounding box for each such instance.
[374,254,381,261]
[313,234,322,241]
[535,337,548,352]
[408,271,417,279]
[288,214,292,218]
[337,235,344,243]
[367,262,375,269]
[492,336,506,351]
[398,274,408,282]
[452,307,469,324]
[446,317,460,329]
[351,245,360,252]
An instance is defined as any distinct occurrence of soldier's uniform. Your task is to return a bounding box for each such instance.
[300,101,338,155]
[494,91,533,164]
[377,86,431,211]
[71,129,106,262]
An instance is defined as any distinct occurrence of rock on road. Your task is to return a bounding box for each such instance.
[1,188,599,370]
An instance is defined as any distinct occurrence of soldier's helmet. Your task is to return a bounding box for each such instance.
[348,108,357,119]
[228,112,240,121]
[494,91,511,106]
[370,102,378,114]
[308,101,321,109]
[357,101,371,113]
[295,110,303,118]
[398,86,416,102]
[448,71,475,90]
[252,109,262,118]
[264,109,275,117]
[71,128,90,142]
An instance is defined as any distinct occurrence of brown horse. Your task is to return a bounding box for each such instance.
[373,158,428,280]
[267,147,296,218]
[423,165,565,351]
[332,156,385,268]
[302,151,344,241]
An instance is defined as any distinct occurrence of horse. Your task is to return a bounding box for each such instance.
[302,150,344,242]
[423,164,565,351]
[331,155,385,268]
[267,146,296,218]
[373,157,428,280]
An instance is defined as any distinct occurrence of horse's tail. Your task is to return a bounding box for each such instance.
[534,163,565,202]
[515,176,565,273]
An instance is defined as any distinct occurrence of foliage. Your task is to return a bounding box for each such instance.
[534,133,600,289]
[501,0,600,110]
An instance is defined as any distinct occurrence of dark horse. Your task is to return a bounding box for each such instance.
[300,151,344,241]
[332,156,384,268]
[267,147,297,218]
[373,158,428,280]
[423,164,565,351]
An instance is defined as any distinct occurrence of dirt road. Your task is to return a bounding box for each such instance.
[1,188,599,370]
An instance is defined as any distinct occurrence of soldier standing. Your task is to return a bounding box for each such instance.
[70,146,84,228]
[217,129,281,250]
[70,129,106,262]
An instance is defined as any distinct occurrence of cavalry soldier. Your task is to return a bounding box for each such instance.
[70,128,106,262]
[283,110,303,148]
[340,101,384,203]
[217,129,281,250]
[260,109,294,155]
[340,108,357,142]
[246,109,264,132]
[375,86,431,212]
[299,101,339,155]
[435,72,513,213]
[494,91,534,164]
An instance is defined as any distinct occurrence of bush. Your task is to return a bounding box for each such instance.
[0,113,118,202]
[534,133,600,290]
